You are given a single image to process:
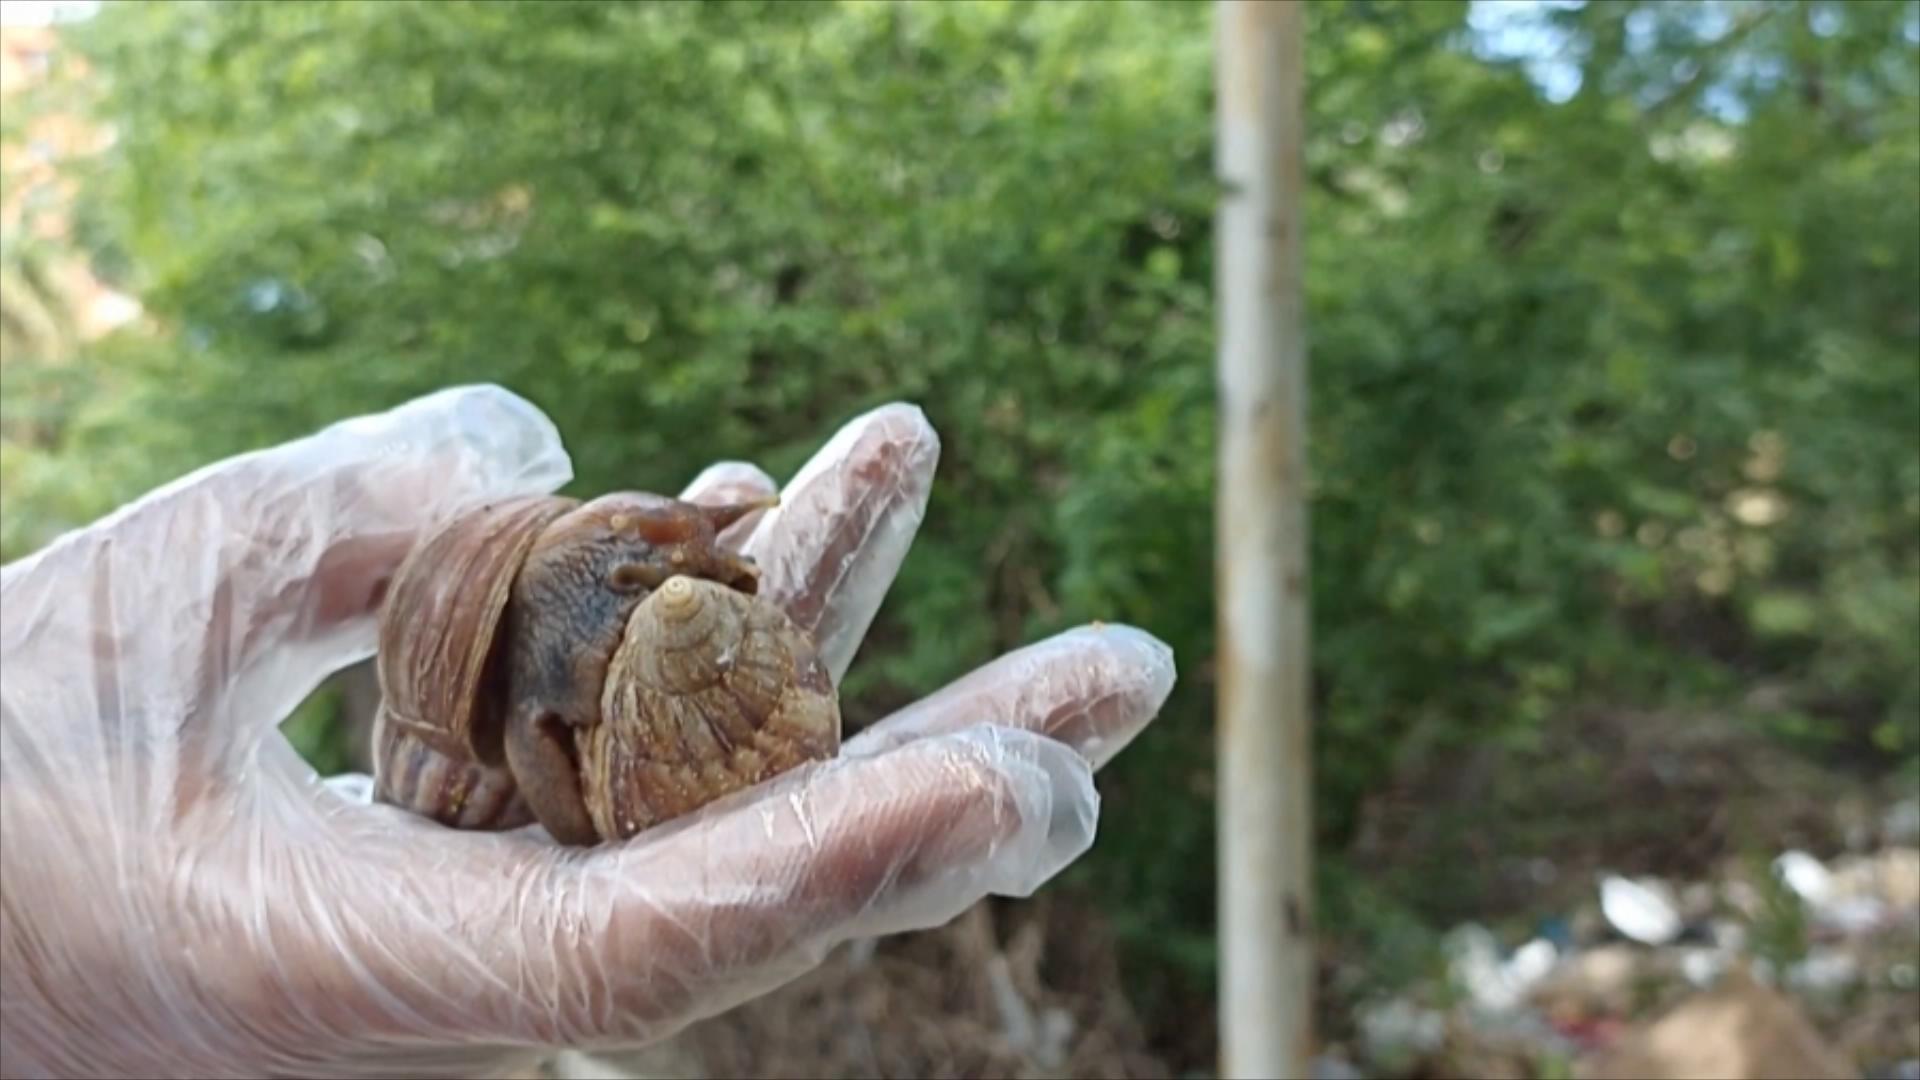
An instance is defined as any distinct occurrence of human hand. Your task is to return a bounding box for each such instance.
[0,386,1175,1080]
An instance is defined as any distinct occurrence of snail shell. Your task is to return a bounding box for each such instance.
[372,495,570,831]
[583,575,839,841]
[370,490,841,845]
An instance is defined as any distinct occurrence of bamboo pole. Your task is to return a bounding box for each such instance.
[1214,2,1313,1078]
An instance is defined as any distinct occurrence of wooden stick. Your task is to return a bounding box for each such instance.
[1214,2,1313,1076]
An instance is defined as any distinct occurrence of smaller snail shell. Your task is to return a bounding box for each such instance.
[580,575,841,841]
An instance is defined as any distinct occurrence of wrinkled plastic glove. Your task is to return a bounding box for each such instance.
[0,385,1175,1080]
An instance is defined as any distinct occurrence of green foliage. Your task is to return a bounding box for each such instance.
[7,0,1917,1002]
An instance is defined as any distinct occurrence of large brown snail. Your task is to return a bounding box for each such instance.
[369,490,842,846]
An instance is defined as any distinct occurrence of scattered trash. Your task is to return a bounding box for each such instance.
[1357,997,1446,1075]
[1575,969,1857,1079]
[1773,846,1919,937]
[1531,944,1643,1013]
[1311,1053,1368,1080]
[1443,1007,1582,1080]
[1535,914,1577,951]
[1678,945,1732,988]
[1445,925,1559,1014]
[1600,874,1684,945]
[1833,847,1920,914]
[1884,798,1920,846]
[1785,948,1861,995]
[1345,812,1919,1079]
[1814,895,1889,937]
[1775,850,1835,904]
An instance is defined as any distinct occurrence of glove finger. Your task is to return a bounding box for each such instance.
[0,385,572,785]
[740,403,939,683]
[294,726,1091,1059]
[676,461,778,550]
[845,622,1177,770]
[546,726,1094,1046]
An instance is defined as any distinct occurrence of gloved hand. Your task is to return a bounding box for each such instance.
[0,385,1175,1080]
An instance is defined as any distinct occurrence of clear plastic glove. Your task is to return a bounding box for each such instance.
[0,385,1175,1080]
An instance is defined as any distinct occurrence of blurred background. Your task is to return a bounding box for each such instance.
[1,1,1915,1077]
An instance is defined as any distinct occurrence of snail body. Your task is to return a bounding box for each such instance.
[370,490,841,845]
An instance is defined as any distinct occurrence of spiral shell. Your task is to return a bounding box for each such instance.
[371,494,575,830]
[581,575,841,841]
